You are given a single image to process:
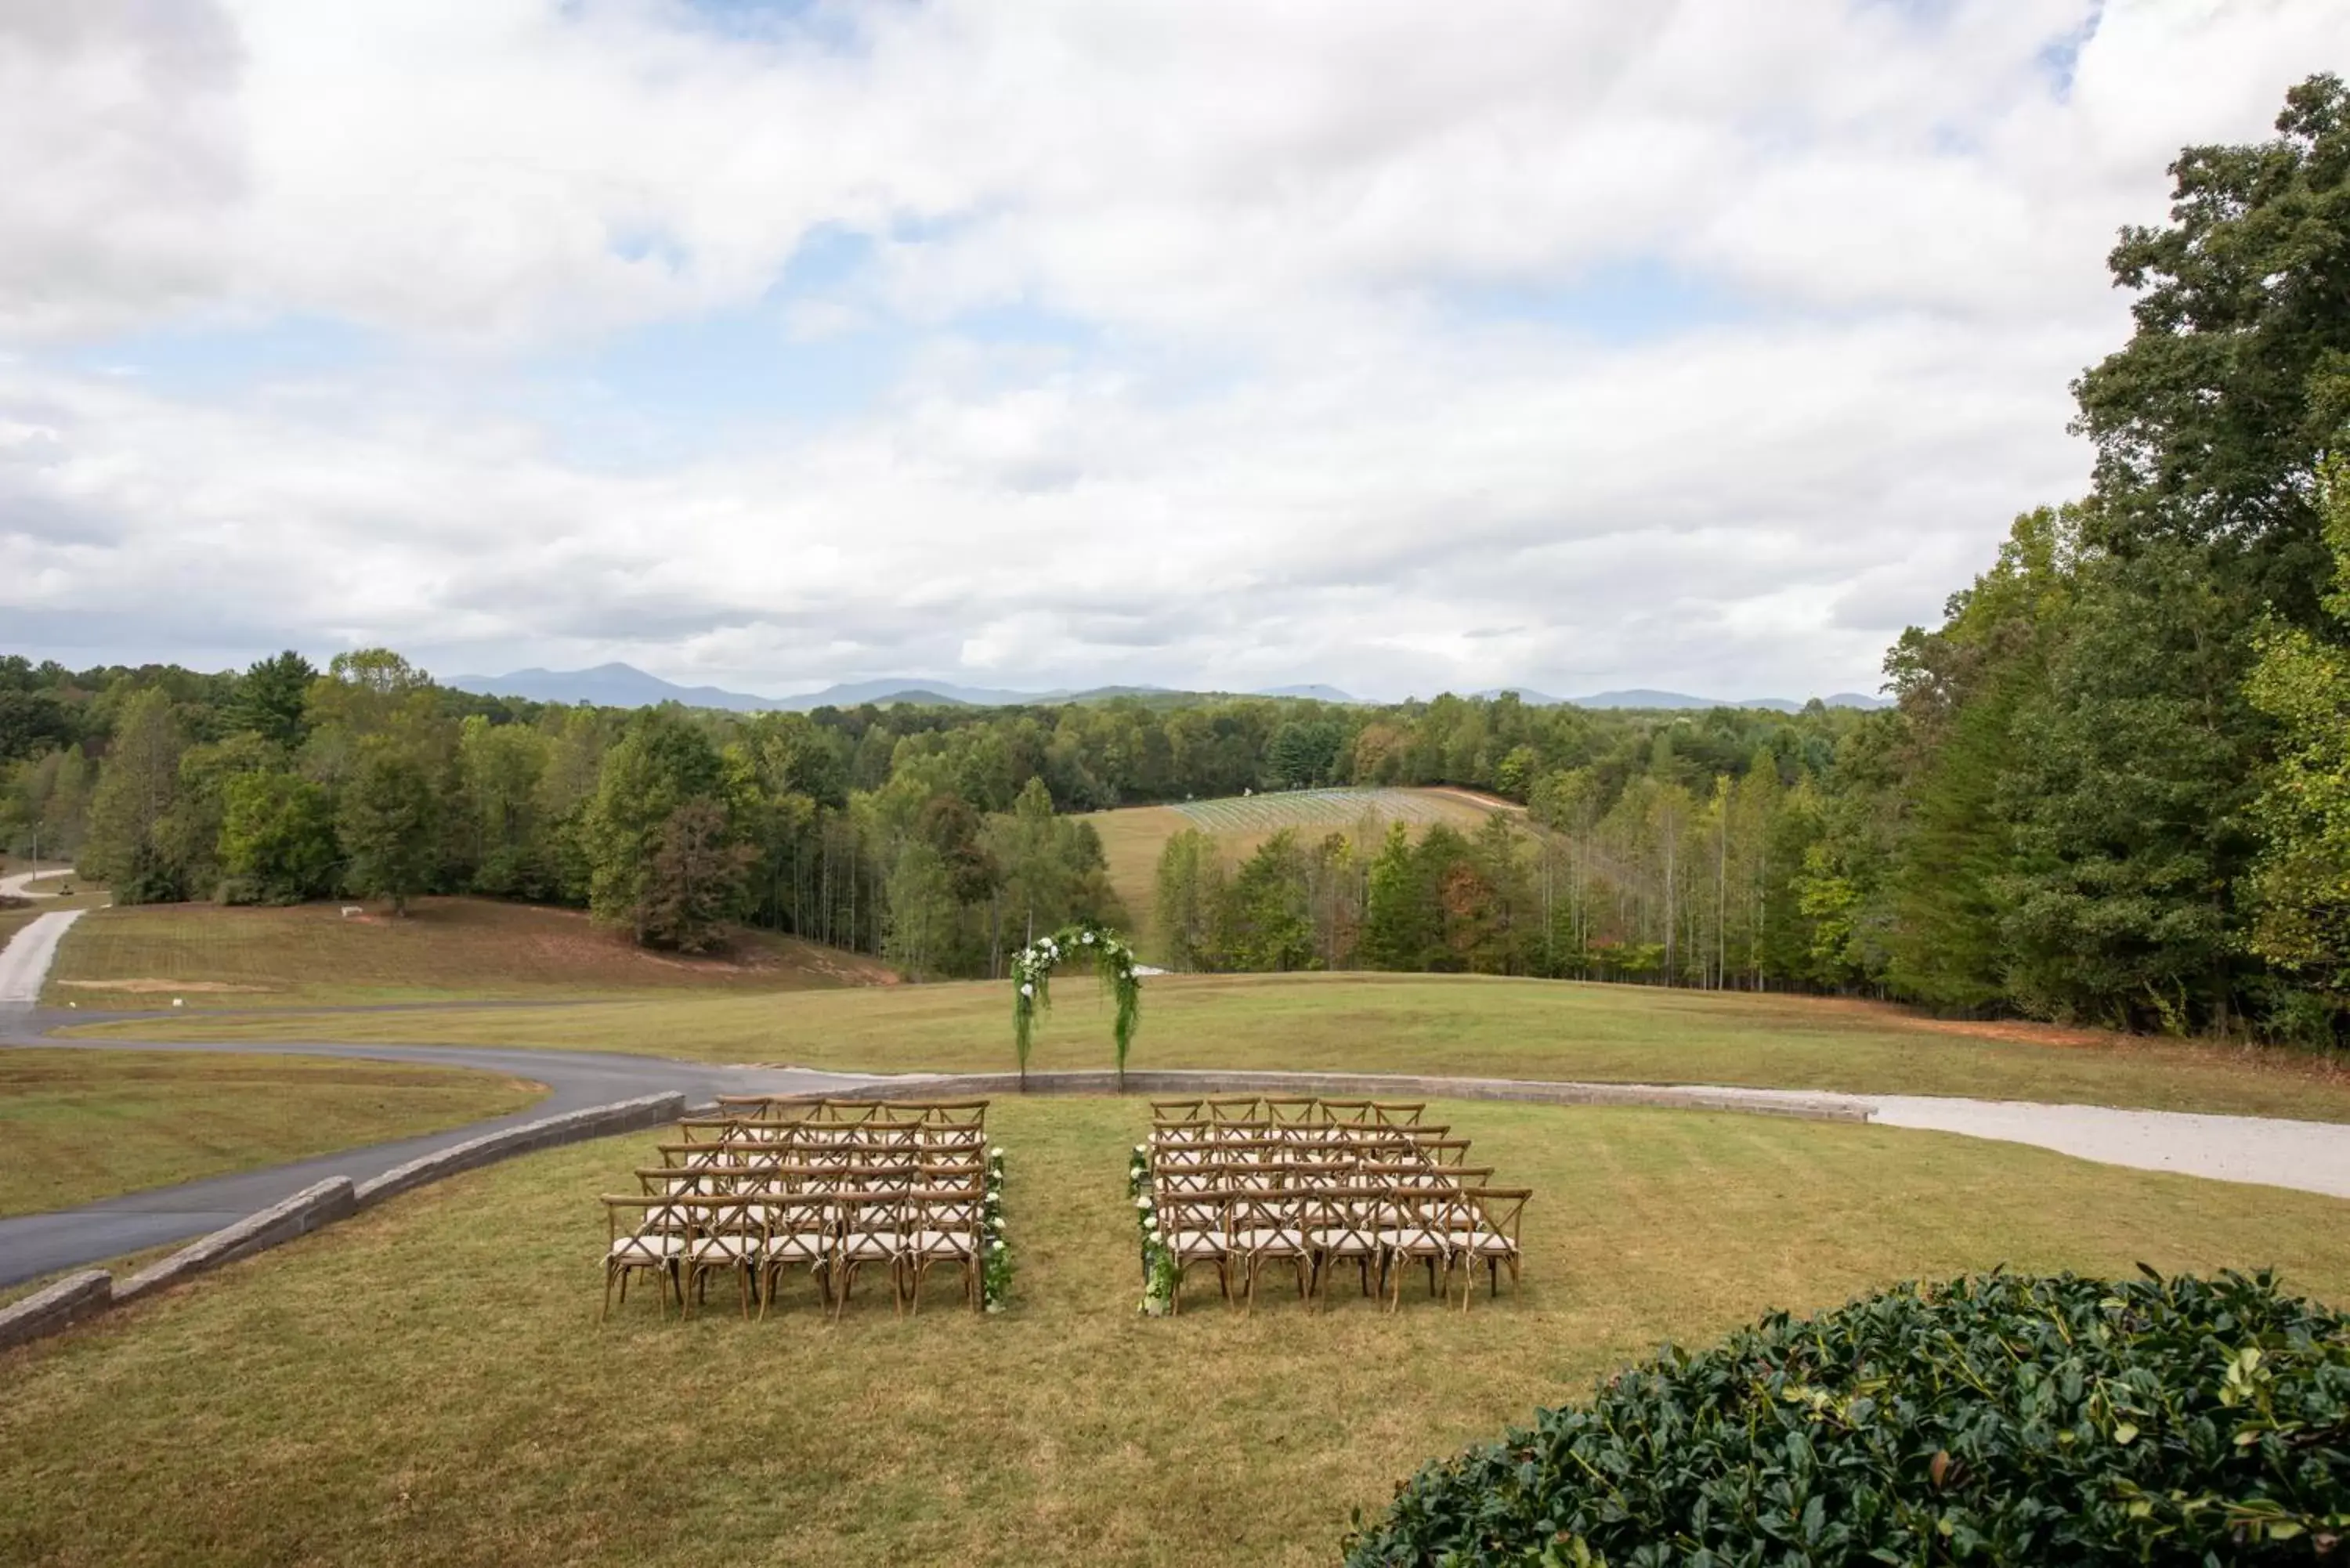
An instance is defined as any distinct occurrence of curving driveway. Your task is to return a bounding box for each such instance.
[0,1015,887,1287]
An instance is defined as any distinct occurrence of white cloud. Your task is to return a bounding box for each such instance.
[0,0,2344,697]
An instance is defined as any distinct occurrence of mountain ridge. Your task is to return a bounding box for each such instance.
[445,664,1885,714]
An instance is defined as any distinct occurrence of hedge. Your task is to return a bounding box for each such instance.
[1344,1270,2349,1566]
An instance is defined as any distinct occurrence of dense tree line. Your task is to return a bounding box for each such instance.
[0,641,1855,970]
[4,78,2347,1043]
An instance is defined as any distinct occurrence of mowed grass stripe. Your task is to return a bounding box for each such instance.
[2,1097,2345,1566]
[79,969,2350,1123]
[0,1050,545,1216]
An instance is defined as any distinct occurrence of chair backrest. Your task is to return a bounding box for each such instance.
[1261,1097,1321,1126]
[1226,1190,1307,1244]
[1461,1187,1529,1245]
[1317,1099,1374,1125]
[832,1190,907,1245]
[1206,1097,1264,1125]
[1153,1193,1227,1241]
[1148,1099,1206,1124]
[603,1194,692,1241]
[1368,1102,1427,1126]
[689,1194,763,1248]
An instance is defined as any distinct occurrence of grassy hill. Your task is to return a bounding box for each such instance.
[43,896,898,1009]
[1084,786,1504,960]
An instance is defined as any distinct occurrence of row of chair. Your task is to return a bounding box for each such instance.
[1149,1097,1427,1127]
[602,1099,999,1321]
[1139,1098,1527,1314]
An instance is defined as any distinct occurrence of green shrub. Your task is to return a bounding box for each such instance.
[1345,1270,2349,1566]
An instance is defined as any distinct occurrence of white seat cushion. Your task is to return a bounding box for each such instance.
[908,1230,974,1256]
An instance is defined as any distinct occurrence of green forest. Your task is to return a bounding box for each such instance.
[4,76,2348,1045]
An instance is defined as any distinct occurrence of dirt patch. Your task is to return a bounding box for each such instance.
[1419,786,1522,815]
[1900,1017,2110,1049]
[53,978,276,995]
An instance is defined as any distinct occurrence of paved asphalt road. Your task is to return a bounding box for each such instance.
[0,1005,884,1287]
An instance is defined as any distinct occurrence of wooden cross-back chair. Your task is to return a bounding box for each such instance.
[902,1190,984,1313]
[1225,1190,1312,1315]
[757,1193,834,1318]
[829,1190,908,1320]
[1302,1185,1381,1308]
[679,1196,763,1320]
[1452,1188,1530,1310]
[1378,1189,1466,1313]
[1153,1194,1231,1314]
[600,1195,690,1320]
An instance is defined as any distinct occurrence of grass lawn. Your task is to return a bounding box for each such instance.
[0,1050,545,1217]
[42,895,898,1008]
[79,969,2350,1123]
[1083,786,1499,962]
[3,1095,2346,1566]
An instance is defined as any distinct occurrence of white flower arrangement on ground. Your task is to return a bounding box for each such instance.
[981,1146,1011,1312]
[1129,1144,1177,1316]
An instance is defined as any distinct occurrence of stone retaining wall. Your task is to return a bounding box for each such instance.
[114,1177,358,1306]
[0,1270,111,1353]
[353,1092,685,1207]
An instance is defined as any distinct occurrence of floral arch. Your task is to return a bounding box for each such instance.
[1010,925,1142,1088]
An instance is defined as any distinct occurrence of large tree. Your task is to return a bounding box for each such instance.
[232,651,316,750]
[582,710,728,941]
[340,744,441,915]
[2243,457,2350,1033]
[78,688,187,901]
[2073,72,2350,611]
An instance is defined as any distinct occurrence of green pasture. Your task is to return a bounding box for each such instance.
[72,969,2350,1123]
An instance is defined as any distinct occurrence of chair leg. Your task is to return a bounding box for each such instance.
[602,1265,615,1323]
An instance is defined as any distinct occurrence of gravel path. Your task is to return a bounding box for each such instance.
[1864,1093,2350,1200]
[0,909,85,1004]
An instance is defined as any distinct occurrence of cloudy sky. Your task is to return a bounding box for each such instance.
[2,2,2344,702]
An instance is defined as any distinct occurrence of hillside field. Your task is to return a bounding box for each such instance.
[42,897,898,1009]
[75,969,2350,1125]
[3,1094,2346,1566]
[1084,786,1502,960]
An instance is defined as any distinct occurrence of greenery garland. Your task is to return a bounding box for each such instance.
[1129,1144,1178,1316]
[1009,924,1142,1088]
[979,1145,1010,1312]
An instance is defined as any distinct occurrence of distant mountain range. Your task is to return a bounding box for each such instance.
[445,664,1181,712]
[444,663,1885,714]
[1480,687,1889,713]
